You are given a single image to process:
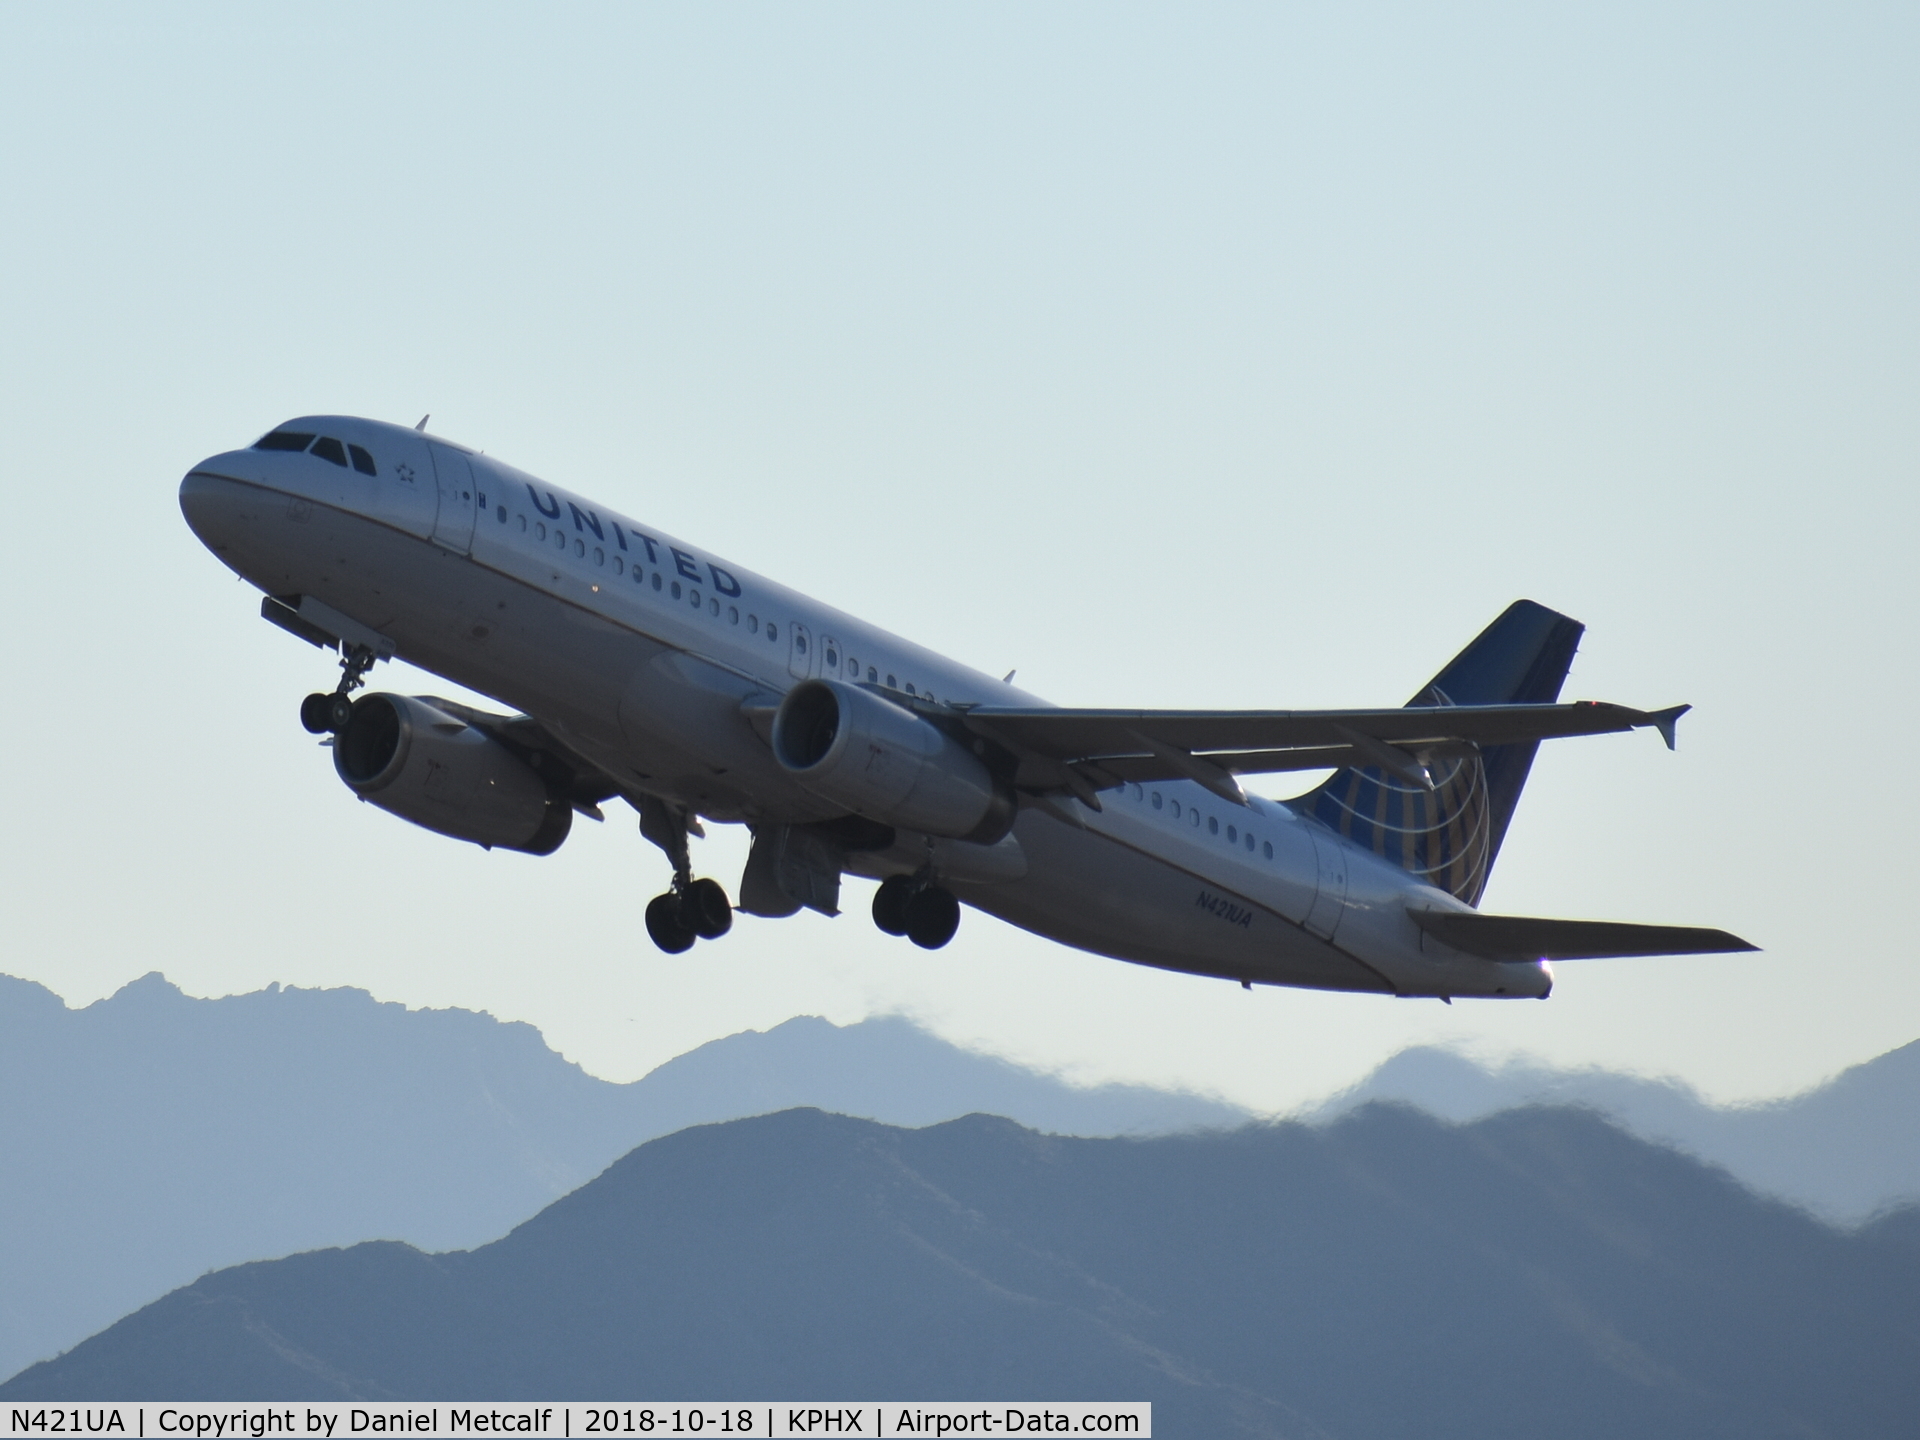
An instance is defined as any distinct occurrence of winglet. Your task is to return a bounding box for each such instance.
[1648,704,1690,751]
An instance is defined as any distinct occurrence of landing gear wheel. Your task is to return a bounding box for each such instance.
[325,693,355,732]
[873,875,915,936]
[645,893,696,954]
[683,878,733,940]
[300,693,334,734]
[904,886,961,950]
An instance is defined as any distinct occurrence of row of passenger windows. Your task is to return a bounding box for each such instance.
[1128,783,1276,859]
[502,504,940,698]
[254,430,379,476]
[821,638,926,699]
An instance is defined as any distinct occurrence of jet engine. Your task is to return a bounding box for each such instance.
[771,679,1015,844]
[333,694,573,855]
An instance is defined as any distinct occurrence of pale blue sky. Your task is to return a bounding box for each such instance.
[2,3,1914,1108]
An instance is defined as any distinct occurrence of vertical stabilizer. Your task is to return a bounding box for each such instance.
[1294,600,1584,906]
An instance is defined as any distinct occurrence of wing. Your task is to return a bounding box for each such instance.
[948,699,1690,807]
[1410,911,1758,961]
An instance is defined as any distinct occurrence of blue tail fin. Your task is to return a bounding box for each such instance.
[1294,600,1584,906]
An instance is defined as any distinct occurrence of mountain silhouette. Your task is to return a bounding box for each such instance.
[5,1105,1916,1440]
[1317,1040,1920,1222]
[0,972,1243,1381]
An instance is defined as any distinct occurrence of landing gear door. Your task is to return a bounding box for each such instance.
[1304,828,1348,941]
[428,444,477,556]
[787,621,814,680]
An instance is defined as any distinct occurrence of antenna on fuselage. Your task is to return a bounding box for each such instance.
[414,414,430,431]
[1002,669,1017,684]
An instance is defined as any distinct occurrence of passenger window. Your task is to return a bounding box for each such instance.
[867,666,877,682]
[1246,833,1255,852]
[1152,792,1163,810]
[767,623,778,641]
[594,547,604,566]
[795,633,807,653]
[1131,785,1143,802]
[710,598,720,616]
[652,573,663,591]
[1263,841,1273,859]
[691,588,702,607]
[310,436,349,467]
[1191,810,1201,827]
[748,614,759,633]
[1169,800,1180,819]
[613,557,623,575]
[729,606,739,624]
[496,505,507,523]
[1227,825,1237,843]
[253,430,315,451]
[554,531,565,550]
[348,443,378,476]
[671,581,682,599]
[905,683,915,696]
[1208,817,1219,835]
[887,674,897,688]
[535,522,547,541]
[573,539,585,558]
[825,646,838,668]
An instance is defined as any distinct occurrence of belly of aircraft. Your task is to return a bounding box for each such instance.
[958,810,1393,994]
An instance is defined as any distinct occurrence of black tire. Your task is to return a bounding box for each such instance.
[872,875,915,936]
[684,878,733,940]
[905,886,961,950]
[300,693,333,734]
[325,693,355,732]
[645,893,696,954]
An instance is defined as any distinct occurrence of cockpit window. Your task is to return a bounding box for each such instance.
[347,443,377,476]
[310,437,349,467]
[254,430,315,452]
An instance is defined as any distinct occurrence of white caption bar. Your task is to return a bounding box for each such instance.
[0,1404,1149,1439]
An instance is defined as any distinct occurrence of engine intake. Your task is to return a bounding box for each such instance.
[335,694,572,855]
[771,679,1015,844]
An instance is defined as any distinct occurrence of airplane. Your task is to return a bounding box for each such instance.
[178,415,1754,1001]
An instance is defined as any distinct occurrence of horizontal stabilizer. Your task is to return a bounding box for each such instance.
[1411,910,1757,961]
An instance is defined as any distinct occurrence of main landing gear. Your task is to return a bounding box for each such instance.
[639,795,733,955]
[872,873,961,950]
[300,643,378,735]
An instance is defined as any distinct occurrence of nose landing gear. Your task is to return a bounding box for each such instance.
[300,643,379,735]
[639,795,734,954]
[873,873,961,950]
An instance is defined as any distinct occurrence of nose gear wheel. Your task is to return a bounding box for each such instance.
[300,642,380,735]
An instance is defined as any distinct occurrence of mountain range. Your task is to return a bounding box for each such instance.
[1314,1038,1920,1222]
[4,969,1917,1393]
[6,1104,1916,1439]
[0,971,1241,1381]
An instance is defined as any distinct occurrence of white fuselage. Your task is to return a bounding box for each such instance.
[179,416,1550,1000]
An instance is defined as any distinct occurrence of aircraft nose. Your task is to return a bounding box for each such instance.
[179,467,250,554]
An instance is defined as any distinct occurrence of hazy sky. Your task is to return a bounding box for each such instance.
[2,3,1915,1110]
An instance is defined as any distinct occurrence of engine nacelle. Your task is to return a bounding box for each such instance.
[333,694,572,855]
[771,679,1015,844]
